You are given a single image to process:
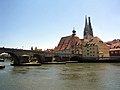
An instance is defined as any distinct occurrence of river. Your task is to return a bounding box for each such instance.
[0,62,120,90]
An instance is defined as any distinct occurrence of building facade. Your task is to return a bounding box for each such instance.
[82,37,110,59]
[106,39,120,56]
[82,42,98,58]
[82,16,109,59]
[110,49,120,56]
[54,29,82,55]
[54,16,110,59]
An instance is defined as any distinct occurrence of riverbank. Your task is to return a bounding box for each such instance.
[43,62,66,64]
[78,59,120,63]
[11,62,41,66]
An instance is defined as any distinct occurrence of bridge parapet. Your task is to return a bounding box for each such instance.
[0,47,45,64]
[0,47,82,63]
[0,47,45,55]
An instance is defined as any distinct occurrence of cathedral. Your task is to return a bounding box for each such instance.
[54,16,110,58]
[84,16,93,40]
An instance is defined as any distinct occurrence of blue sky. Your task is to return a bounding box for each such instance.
[0,0,120,50]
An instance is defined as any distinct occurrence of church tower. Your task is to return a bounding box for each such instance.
[84,16,93,39]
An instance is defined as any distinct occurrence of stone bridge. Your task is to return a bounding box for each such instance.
[0,48,81,65]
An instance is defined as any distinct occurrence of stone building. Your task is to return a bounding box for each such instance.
[82,37,110,59]
[54,29,82,55]
[110,49,120,56]
[54,16,110,59]
[106,39,120,56]
[82,16,109,59]
[106,39,120,49]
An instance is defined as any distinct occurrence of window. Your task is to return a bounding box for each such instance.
[111,51,114,54]
[87,53,89,55]
[87,46,89,48]
[115,51,118,54]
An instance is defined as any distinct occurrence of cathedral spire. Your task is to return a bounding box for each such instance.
[83,16,94,39]
[88,17,92,30]
[85,15,87,27]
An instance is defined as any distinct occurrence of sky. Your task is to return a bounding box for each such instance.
[0,0,120,50]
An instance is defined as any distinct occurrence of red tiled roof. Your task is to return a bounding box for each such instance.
[106,40,120,49]
[54,35,81,51]
[89,36,103,42]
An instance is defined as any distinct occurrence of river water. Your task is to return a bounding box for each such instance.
[0,62,120,90]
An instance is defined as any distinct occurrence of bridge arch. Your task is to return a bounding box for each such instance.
[70,55,82,62]
[53,55,62,62]
[32,54,45,63]
[0,52,20,64]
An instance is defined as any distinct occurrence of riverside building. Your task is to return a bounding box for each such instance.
[54,28,82,55]
[82,16,109,59]
[82,37,110,59]
[107,39,120,56]
[54,16,110,59]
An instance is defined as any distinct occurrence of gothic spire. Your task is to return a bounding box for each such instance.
[88,17,92,30]
[85,15,87,27]
[83,16,94,39]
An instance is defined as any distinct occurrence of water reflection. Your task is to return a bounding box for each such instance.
[12,66,30,74]
[0,62,120,90]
